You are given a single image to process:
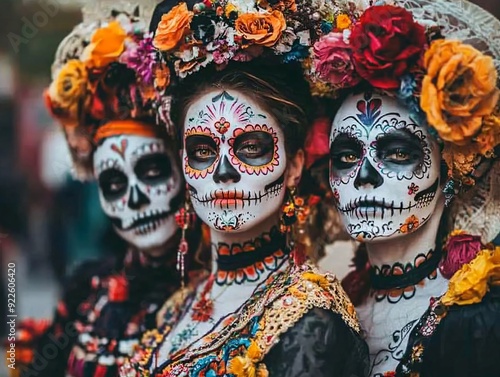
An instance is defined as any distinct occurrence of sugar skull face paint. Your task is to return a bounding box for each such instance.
[183,89,286,233]
[329,92,442,242]
[94,134,181,250]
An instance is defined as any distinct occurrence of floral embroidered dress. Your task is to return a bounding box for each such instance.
[121,261,369,377]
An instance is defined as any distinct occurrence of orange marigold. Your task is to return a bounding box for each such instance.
[336,14,352,30]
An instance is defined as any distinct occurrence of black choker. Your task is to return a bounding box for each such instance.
[370,248,442,291]
[216,227,288,271]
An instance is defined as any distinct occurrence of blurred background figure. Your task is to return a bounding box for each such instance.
[0,0,121,338]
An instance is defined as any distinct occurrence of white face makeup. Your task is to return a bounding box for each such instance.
[94,134,181,250]
[329,92,442,242]
[183,89,286,233]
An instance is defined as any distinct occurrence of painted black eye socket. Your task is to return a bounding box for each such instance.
[376,131,424,166]
[185,135,218,170]
[330,134,363,171]
[98,168,128,201]
[232,131,274,166]
[135,153,172,185]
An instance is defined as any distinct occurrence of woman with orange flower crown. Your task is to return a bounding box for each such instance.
[300,0,500,375]
[119,1,370,376]
[18,2,207,377]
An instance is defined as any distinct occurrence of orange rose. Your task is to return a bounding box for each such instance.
[235,11,286,47]
[154,2,193,51]
[421,40,499,145]
[83,21,126,68]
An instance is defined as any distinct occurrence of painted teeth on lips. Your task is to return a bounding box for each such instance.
[213,189,245,206]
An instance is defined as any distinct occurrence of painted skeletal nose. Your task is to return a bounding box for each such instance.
[213,156,241,183]
[354,158,384,189]
[127,184,151,209]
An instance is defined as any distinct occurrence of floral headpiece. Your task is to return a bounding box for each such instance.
[306,0,500,192]
[150,0,379,87]
[44,3,172,180]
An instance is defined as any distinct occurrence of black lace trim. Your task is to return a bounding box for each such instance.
[216,226,288,271]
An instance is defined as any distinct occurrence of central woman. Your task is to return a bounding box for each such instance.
[121,2,368,376]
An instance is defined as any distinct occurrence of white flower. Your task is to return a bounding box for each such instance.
[118,339,139,355]
[98,355,116,366]
[274,27,297,54]
[214,22,237,46]
[343,28,351,44]
[227,0,258,14]
[79,333,92,344]
[349,0,371,11]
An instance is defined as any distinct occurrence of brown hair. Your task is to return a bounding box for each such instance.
[170,60,314,157]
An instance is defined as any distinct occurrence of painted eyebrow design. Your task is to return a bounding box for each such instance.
[96,158,122,175]
[130,141,166,160]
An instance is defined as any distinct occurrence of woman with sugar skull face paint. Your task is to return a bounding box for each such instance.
[18,3,206,377]
[120,2,370,376]
[306,0,500,376]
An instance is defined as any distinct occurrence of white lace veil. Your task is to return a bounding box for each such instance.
[397,0,500,242]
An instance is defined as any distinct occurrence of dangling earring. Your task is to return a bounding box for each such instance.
[175,186,196,288]
[443,178,460,207]
[280,187,307,265]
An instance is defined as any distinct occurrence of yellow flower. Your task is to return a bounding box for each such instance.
[476,113,500,155]
[442,247,500,306]
[421,39,499,145]
[336,14,351,30]
[154,3,194,51]
[83,21,126,68]
[228,342,268,377]
[225,3,237,16]
[289,286,307,299]
[47,60,88,119]
[302,272,330,290]
[235,10,286,47]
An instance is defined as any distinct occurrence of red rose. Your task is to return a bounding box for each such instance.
[439,232,483,279]
[350,5,427,89]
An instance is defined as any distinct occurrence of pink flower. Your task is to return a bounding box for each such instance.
[120,34,156,85]
[313,32,361,88]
